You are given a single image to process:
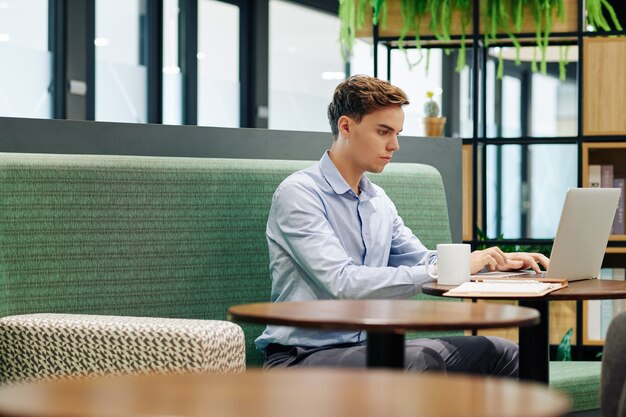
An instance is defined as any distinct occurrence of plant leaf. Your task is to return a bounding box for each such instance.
[556,327,573,361]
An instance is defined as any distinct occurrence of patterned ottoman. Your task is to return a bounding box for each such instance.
[0,314,245,383]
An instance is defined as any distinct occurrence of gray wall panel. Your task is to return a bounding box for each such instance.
[0,117,462,242]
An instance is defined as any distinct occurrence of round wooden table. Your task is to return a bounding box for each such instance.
[0,369,570,417]
[228,299,540,368]
[422,279,626,383]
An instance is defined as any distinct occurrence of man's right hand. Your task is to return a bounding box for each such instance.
[470,246,524,274]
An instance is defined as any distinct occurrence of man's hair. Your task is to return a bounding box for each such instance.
[327,75,409,139]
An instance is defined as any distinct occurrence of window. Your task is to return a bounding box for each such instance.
[486,144,577,239]
[350,39,388,78]
[528,144,577,238]
[95,0,147,123]
[531,72,577,137]
[269,0,344,132]
[485,46,578,138]
[0,0,51,118]
[197,0,240,127]
[388,48,442,137]
[163,0,182,125]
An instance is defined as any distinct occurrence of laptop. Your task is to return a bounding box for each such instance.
[478,188,621,281]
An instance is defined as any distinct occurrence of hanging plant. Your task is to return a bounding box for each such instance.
[559,45,570,80]
[339,0,624,78]
[586,0,623,31]
[396,0,471,71]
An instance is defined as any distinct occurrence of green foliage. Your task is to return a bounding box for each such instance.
[475,226,552,258]
[339,0,623,79]
[556,327,573,361]
[586,0,623,32]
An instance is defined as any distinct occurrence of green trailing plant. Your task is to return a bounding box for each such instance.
[339,0,624,78]
[558,45,570,80]
[586,0,623,32]
[397,0,472,72]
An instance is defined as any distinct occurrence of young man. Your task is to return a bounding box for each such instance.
[255,75,549,375]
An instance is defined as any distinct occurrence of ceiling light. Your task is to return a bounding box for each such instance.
[94,38,110,47]
[0,33,10,42]
[162,66,181,75]
[197,52,206,60]
[321,71,346,80]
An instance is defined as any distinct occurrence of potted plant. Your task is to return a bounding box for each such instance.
[339,0,623,77]
[422,90,446,137]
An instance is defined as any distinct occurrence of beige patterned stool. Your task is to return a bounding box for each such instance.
[0,314,245,384]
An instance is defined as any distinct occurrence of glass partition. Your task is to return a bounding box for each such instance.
[197,0,239,127]
[95,0,147,123]
[486,143,577,239]
[0,0,51,118]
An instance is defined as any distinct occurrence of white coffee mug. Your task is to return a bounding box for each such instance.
[423,243,471,285]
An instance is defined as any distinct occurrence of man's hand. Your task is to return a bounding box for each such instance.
[470,246,519,274]
[503,252,550,274]
[470,247,550,274]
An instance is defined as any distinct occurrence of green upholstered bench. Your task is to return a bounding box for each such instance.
[0,152,600,412]
[0,153,450,370]
[551,361,601,412]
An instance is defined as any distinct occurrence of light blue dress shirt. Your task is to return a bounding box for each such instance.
[255,152,434,351]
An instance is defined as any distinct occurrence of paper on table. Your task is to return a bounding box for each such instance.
[443,280,565,297]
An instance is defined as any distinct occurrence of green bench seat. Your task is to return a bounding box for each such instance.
[0,152,600,412]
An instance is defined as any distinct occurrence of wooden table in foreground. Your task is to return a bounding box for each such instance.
[0,369,569,417]
[228,299,539,368]
[423,279,626,383]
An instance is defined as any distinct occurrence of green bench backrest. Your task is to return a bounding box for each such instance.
[0,153,452,367]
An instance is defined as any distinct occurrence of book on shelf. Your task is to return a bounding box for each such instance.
[443,278,567,298]
[613,178,625,235]
[585,267,626,342]
[601,165,614,188]
[589,164,623,235]
[589,165,601,188]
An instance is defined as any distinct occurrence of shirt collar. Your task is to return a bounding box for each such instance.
[319,151,377,201]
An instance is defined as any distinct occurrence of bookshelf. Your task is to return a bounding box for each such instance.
[358,0,626,351]
[580,37,626,343]
[580,142,626,344]
[582,142,626,243]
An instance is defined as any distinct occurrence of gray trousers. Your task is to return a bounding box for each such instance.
[264,336,519,377]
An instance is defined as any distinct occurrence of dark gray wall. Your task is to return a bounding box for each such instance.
[0,117,462,242]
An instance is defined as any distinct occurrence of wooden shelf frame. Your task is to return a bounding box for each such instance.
[363,1,626,349]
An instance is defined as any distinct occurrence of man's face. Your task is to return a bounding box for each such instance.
[346,105,404,174]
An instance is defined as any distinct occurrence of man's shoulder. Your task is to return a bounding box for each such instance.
[276,164,324,194]
[269,166,327,218]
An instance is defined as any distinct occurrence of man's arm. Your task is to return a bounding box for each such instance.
[384,198,546,273]
[387,207,431,268]
[268,181,431,300]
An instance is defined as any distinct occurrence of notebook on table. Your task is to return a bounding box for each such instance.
[443,278,568,298]
[473,188,621,283]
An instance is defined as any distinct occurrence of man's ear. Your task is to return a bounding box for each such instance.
[337,115,352,138]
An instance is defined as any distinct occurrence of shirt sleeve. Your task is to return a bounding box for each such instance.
[267,180,433,300]
[387,202,433,268]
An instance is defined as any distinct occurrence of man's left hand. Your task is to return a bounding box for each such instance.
[497,252,550,274]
